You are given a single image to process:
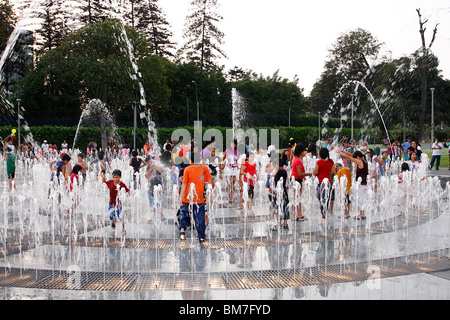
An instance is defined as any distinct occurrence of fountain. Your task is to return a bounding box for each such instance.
[0,133,448,300]
[72,99,116,150]
[0,2,449,302]
[231,88,248,141]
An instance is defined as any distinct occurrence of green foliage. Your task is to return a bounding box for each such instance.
[181,0,227,70]
[18,19,175,123]
[233,71,308,127]
[0,0,16,53]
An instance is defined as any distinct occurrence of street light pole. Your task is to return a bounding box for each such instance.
[431,88,435,148]
[187,98,189,126]
[350,94,355,143]
[192,81,199,122]
[289,108,291,127]
[318,111,321,142]
[133,101,138,151]
[16,99,21,146]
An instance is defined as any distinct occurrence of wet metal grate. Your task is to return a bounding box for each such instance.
[0,250,449,291]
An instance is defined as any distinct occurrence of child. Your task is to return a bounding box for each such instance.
[240,152,257,214]
[68,165,82,192]
[336,149,368,220]
[367,148,385,192]
[398,162,411,209]
[61,140,68,153]
[407,151,418,172]
[91,151,107,177]
[145,158,164,219]
[291,144,312,221]
[130,150,144,189]
[101,169,131,235]
[50,154,71,184]
[3,147,16,192]
[313,148,336,224]
[178,152,213,243]
[205,147,221,182]
[335,163,352,219]
[66,165,82,216]
[76,153,88,182]
[269,153,290,230]
[221,139,239,206]
[379,151,389,177]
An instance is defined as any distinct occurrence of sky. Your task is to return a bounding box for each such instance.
[159,0,450,96]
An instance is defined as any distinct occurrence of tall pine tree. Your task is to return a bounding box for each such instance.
[181,0,227,70]
[37,0,68,52]
[80,0,111,26]
[134,0,175,57]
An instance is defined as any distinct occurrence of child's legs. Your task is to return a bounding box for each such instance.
[358,186,367,217]
[430,156,436,168]
[344,194,351,216]
[329,189,335,215]
[108,206,117,221]
[294,183,303,218]
[109,205,124,227]
[282,201,289,222]
[179,203,190,231]
[436,155,441,169]
[248,185,254,208]
[193,203,206,239]
[148,194,157,216]
[317,183,329,219]
[227,176,235,201]
[8,173,15,190]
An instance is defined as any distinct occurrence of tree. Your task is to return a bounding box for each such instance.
[227,66,245,82]
[1,30,34,92]
[166,61,231,127]
[135,0,175,57]
[327,28,383,83]
[37,0,68,52]
[0,0,17,54]
[1,0,33,92]
[181,0,227,71]
[80,0,111,26]
[17,19,173,148]
[416,8,439,141]
[310,28,383,117]
[233,70,308,127]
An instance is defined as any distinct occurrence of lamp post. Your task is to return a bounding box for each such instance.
[186,98,189,126]
[192,81,199,122]
[289,93,294,127]
[132,101,139,151]
[431,88,435,148]
[318,111,321,142]
[289,108,291,127]
[16,99,21,146]
[350,94,355,143]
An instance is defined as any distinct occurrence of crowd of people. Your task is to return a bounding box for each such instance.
[2,132,449,242]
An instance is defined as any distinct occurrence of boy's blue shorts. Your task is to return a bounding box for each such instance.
[108,205,123,221]
[148,194,161,208]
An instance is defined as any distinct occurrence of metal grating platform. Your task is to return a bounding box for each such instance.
[0,250,448,291]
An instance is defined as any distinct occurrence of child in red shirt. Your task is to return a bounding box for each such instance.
[313,148,336,224]
[101,169,131,235]
[240,152,257,214]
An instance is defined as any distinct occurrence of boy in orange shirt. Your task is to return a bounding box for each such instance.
[179,151,213,243]
[335,163,352,219]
